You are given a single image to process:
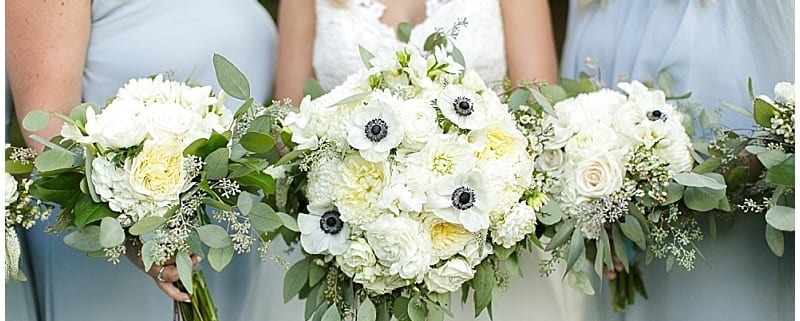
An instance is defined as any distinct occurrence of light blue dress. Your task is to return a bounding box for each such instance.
[561,1,795,320]
[7,1,282,320]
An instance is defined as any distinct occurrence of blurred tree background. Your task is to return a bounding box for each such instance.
[257,0,569,58]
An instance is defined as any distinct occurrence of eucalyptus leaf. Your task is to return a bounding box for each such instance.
[99,217,125,248]
[537,201,562,225]
[753,97,778,128]
[22,110,50,132]
[321,305,341,321]
[745,145,770,155]
[662,183,684,205]
[277,211,300,232]
[308,260,327,287]
[673,172,726,189]
[451,46,466,69]
[303,79,326,100]
[540,84,567,105]
[330,92,370,108]
[408,295,426,321]
[765,156,794,187]
[720,99,753,117]
[129,216,168,235]
[284,257,310,303]
[765,224,785,257]
[358,45,376,69]
[566,228,585,272]
[756,149,788,169]
[213,54,250,100]
[35,149,76,173]
[611,225,630,272]
[196,225,233,248]
[567,270,595,295]
[176,251,193,294]
[620,218,646,249]
[531,89,556,116]
[240,132,276,153]
[205,148,230,180]
[141,240,156,272]
[251,203,284,233]
[275,149,306,166]
[208,246,235,272]
[684,186,726,212]
[507,88,530,111]
[692,157,721,174]
[546,219,575,251]
[187,231,204,259]
[237,191,255,215]
[396,22,412,43]
[765,206,795,231]
[657,70,675,97]
[473,261,495,315]
[63,225,102,252]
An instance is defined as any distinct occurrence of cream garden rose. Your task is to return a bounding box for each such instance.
[128,139,190,204]
[572,153,624,198]
[424,258,474,293]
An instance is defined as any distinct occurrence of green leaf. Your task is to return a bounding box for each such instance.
[187,231,204,259]
[531,89,556,116]
[284,258,310,302]
[611,225,630,273]
[237,192,256,216]
[358,45,376,69]
[473,261,495,315]
[205,148,230,180]
[766,206,795,231]
[620,218,646,249]
[356,298,377,321]
[765,156,794,187]
[393,297,411,321]
[208,246,235,272]
[567,270,595,295]
[566,228,585,272]
[321,304,341,321]
[35,149,76,173]
[184,131,231,158]
[29,173,83,206]
[141,240,156,271]
[765,224,785,257]
[277,212,300,232]
[540,84,568,104]
[451,46,466,69]
[684,186,726,212]
[720,99,753,117]
[213,54,250,100]
[239,132,276,153]
[657,70,675,97]
[233,98,255,119]
[330,92,370,108]
[753,97,778,128]
[303,79,326,100]
[507,88,530,111]
[661,182,684,205]
[251,203,284,233]
[237,171,276,194]
[756,149,788,169]
[692,157,721,174]
[196,225,233,248]
[73,195,116,230]
[545,219,575,251]
[176,251,193,294]
[99,217,125,248]
[5,159,34,175]
[129,216,169,237]
[538,200,563,225]
[63,225,102,252]
[308,260,327,287]
[396,22,412,43]
[493,244,515,260]
[408,295,427,321]
[22,110,50,132]
[673,172,726,189]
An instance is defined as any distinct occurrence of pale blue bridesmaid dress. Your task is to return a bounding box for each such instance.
[9,1,284,320]
[561,1,794,320]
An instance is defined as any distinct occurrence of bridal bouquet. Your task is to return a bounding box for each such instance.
[5,145,52,283]
[23,55,289,320]
[709,81,795,256]
[533,79,726,311]
[280,33,541,320]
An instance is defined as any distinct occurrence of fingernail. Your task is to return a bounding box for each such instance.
[184,299,192,303]
[197,257,203,262]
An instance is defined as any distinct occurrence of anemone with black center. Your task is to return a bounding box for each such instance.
[363,118,389,142]
[450,186,476,210]
[319,210,344,235]
[452,96,474,116]
[647,109,667,122]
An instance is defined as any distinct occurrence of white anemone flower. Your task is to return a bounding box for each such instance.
[437,85,488,130]
[425,170,492,232]
[347,100,404,162]
[298,209,350,255]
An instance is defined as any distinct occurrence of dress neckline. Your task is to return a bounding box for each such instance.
[365,0,440,35]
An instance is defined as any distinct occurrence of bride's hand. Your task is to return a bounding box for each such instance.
[124,239,202,302]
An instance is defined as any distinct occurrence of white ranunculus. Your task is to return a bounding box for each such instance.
[347,99,405,162]
[774,82,795,104]
[425,258,474,293]
[459,239,493,267]
[564,124,623,161]
[612,102,647,135]
[572,154,624,198]
[377,171,426,214]
[84,100,148,149]
[365,215,436,281]
[145,102,203,145]
[298,210,350,255]
[5,173,18,207]
[396,98,439,150]
[425,170,492,232]
[335,238,376,277]
[437,85,487,130]
[491,202,538,248]
[537,148,566,173]
[405,133,477,184]
[334,154,390,228]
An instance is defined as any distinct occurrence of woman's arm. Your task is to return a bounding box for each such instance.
[6,0,92,152]
[500,0,559,85]
[273,0,316,104]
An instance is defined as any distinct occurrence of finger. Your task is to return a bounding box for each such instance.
[614,260,624,272]
[604,270,617,280]
[155,280,191,302]
[158,265,181,283]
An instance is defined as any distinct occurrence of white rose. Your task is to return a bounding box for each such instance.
[365,215,436,281]
[425,258,474,293]
[336,238,377,278]
[564,123,624,161]
[145,102,202,144]
[84,100,148,149]
[573,154,624,198]
[774,82,795,104]
[459,239,493,267]
[5,173,19,207]
[537,148,565,173]
[361,266,408,294]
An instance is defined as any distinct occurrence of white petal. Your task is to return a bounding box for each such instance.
[300,230,329,255]
[298,213,321,234]
[460,209,489,232]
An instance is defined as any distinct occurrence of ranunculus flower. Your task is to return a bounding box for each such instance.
[424,258,474,293]
[84,100,148,149]
[365,215,436,281]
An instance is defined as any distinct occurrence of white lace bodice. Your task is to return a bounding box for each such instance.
[313,0,507,90]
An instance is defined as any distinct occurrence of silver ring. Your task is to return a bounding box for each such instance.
[156,266,167,283]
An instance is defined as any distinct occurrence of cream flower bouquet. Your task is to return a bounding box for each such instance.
[279,25,542,321]
[22,55,291,321]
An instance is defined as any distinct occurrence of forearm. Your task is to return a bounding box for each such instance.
[500,0,559,85]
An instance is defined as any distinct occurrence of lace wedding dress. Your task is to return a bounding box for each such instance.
[308,1,614,320]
